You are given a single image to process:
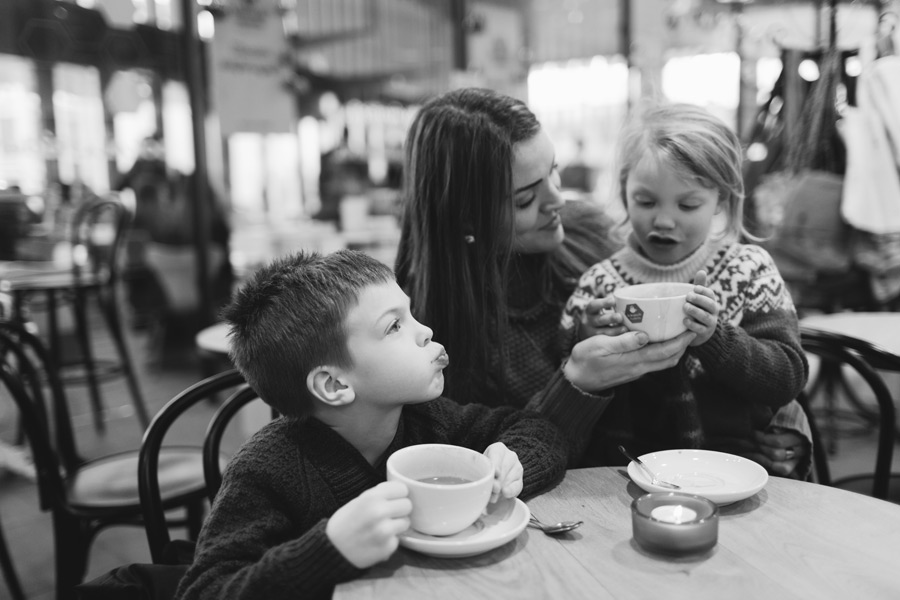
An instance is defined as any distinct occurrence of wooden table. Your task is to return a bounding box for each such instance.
[335,467,900,600]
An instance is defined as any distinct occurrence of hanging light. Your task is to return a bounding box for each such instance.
[798,59,820,82]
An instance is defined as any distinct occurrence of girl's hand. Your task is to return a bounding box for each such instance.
[483,442,523,503]
[577,297,629,341]
[684,270,719,347]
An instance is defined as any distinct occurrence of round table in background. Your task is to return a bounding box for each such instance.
[799,312,900,364]
[195,322,231,357]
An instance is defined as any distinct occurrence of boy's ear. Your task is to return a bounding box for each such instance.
[307,366,355,407]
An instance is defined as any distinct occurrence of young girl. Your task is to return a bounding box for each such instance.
[559,102,810,471]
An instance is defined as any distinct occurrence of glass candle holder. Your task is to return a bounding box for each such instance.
[631,492,718,555]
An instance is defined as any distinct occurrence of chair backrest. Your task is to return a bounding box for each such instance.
[800,327,897,500]
[70,194,133,287]
[138,369,263,564]
[0,327,72,513]
[0,320,83,474]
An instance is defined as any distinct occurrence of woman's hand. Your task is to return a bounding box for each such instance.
[563,329,695,392]
[747,427,811,479]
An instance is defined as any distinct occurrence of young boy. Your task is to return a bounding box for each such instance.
[175,250,568,600]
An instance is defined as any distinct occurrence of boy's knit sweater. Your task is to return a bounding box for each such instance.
[174,397,567,600]
[557,236,809,466]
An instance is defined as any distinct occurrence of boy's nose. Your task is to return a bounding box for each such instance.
[418,323,434,346]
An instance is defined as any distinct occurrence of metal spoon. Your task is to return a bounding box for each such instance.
[618,445,681,490]
[528,515,583,535]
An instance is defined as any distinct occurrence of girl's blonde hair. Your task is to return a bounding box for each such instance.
[615,102,755,241]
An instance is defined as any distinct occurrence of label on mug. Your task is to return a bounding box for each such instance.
[624,304,644,323]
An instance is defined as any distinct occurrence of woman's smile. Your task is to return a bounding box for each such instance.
[540,212,562,231]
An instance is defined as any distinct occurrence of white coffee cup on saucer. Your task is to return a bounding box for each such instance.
[386,444,493,537]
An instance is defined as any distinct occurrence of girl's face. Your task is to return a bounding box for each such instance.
[511,129,565,254]
[625,153,722,265]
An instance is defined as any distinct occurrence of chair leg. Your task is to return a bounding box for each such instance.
[71,289,105,432]
[186,499,206,540]
[0,516,26,600]
[809,357,873,455]
[52,514,91,600]
[99,290,150,429]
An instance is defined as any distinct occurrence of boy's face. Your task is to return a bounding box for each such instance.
[341,280,449,405]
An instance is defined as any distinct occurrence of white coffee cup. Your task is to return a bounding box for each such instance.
[613,282,695,342]
[386,444,493,537]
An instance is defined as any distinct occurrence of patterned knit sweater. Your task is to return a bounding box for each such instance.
[557,235,809,466]
[174,398,567,600]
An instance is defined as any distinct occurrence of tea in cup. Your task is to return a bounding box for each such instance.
[613,282,695,342]
[386,444,493,536]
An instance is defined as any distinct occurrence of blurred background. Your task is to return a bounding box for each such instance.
[2,0,897,342]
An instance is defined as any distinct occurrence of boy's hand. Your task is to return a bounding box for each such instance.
[326,481,411,569]
[483,442,523,503]
[577,297,629,341]
[684,270,719,347]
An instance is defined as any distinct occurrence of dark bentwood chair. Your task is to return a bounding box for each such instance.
[4,194,149,432]
[138,369,263,564]
[799,326,899,502]
[0,321,208,600]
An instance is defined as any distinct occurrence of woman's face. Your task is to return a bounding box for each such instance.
[511,129,565,254]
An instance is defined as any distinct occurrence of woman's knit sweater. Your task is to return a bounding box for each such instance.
[174,397,567,600]
[465,202,619,439]
[558,236,809,466]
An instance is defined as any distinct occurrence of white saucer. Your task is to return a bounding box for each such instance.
[398,498,530,558]
[627,449,768,505]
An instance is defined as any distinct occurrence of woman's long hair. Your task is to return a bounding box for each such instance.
[395,88,541,402]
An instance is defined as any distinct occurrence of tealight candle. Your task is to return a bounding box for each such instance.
[650,504,698,524]
[631,492,718,555]
[650,504,697,523]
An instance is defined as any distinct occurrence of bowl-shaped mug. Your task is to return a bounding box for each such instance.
[613,282,695,342]
[386,444,493,537]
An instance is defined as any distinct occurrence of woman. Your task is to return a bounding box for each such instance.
[395,88,807,476]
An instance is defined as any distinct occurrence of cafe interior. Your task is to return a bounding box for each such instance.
[1,0,899,598]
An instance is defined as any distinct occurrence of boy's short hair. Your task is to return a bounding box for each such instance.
[221,250,395,417]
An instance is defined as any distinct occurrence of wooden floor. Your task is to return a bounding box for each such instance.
[1,310,898,600]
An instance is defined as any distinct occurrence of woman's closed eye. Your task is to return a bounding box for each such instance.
[516,194,536,210]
